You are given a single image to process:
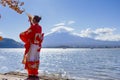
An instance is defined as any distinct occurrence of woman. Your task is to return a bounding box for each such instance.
[19,15,44,78]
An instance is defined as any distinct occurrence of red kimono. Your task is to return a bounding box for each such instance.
[20,23,44,76]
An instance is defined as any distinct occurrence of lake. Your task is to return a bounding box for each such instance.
[0,48,120,80]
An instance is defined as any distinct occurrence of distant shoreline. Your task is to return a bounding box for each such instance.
[1,47,120,49]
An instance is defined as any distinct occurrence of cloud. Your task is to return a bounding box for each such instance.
[52,21,75,33]
[79,28,120,41]
[95,28,115,35]
[80,28,95,37]
[95,34,120,41]
[46,26,74,36]
[46,22,120,41]
[54,23,65,27]
[46,22,75,36]
[51,26,74,32]
[67,21,75,25]
[54,20,75,27]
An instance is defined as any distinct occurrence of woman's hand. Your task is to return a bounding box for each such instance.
[27,13,33,23]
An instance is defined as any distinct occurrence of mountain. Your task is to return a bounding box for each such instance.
[1,27,120,48]
[0,38,23,48]
[42,27,120,48]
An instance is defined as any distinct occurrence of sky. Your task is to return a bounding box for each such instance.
[0,0,120,41]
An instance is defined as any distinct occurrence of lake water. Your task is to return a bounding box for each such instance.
[0,48,120,80]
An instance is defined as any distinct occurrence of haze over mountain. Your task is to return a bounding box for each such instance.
[1,25,120,48]
[42,25,120,48]
[0,38,23,48]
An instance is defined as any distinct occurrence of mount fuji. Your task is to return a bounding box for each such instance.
[42,26,120,48]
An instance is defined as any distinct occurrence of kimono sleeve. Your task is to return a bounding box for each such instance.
[19,27,34,43]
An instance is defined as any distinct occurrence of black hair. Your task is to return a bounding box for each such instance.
[33,15,41,23]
